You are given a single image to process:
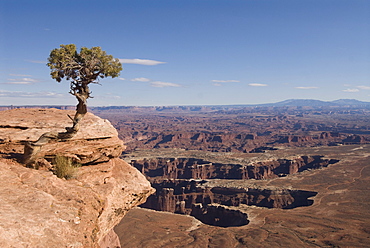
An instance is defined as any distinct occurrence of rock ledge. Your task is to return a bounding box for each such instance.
[0,109,154,247]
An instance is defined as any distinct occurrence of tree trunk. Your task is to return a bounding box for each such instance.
[67,98,87,133]
[66,84,89,133]
[24,84,90,165]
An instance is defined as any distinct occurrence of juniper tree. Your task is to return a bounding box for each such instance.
[47,44,122,133]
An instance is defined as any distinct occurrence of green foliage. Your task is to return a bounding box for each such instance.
[53,155,81,180]
[47,44,122,84]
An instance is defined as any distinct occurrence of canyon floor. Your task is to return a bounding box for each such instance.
[115,145,370,247]
[89,105,370,247]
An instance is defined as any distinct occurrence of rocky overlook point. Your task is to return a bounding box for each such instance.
[0,108,154,247]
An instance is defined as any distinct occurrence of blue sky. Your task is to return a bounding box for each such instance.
[0,0,369,106]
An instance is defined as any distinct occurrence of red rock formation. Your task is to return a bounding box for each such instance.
[130,156,338,180]
[342,134,367,144]
[89,106,370,152]
[141,179,317,226]
[0,108,124,166]
[0,109,154,247]
[133,155,334,226]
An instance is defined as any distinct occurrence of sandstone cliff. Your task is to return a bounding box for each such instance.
[0,109,154,247]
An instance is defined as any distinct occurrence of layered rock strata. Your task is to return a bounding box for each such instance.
[141,179,317,227]
[130,156,339,180]
[131,156,333,227]
[0,108,124,166]
[0,109,154,247]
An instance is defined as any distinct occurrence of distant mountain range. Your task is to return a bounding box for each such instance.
[213,99,370,108]
[89,99,370,112]
[1,99,370,111]
[262,99,370,107]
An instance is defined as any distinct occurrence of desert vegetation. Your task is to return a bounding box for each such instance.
[52,155,81,179]
[47,44,122,134]
[24,45,123,168]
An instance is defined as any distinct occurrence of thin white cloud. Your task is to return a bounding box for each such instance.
[3,81,33,85]
[295,86,318,89]
[118,78,126,81]
[211,80,240,83]
[0,90,64,98]
[249,83,268,87]
[119,58,166,66]
[150,81,181,88]
[96,93,122,100]
[131,77,151,82]
[357,85,370,90]
[9,74,32,77]
[213,83,222,87]
[21,78,38,82]
[3,77,39,85]
[342,88,360,92]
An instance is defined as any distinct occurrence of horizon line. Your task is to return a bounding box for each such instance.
[1,98,369,108]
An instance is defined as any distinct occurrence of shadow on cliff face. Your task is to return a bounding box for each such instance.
[140,180,317,227]
[0,142,24,163]
[131,156,340,180]
[1,151,23,162]
[129,155,336,227]
[191,204,250,227]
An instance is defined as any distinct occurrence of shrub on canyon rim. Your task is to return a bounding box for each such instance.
[53,155,80,179]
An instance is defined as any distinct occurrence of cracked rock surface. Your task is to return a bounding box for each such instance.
[0,109,154,247]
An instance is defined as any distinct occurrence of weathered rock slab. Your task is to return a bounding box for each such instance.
[0,108,155,247]
[31,136,125,165]
[0,108,124,165]
[0,158,154,248]
[0,108,118,142]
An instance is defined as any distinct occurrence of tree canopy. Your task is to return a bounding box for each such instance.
[47,44,122,133]
[47,44,122,93]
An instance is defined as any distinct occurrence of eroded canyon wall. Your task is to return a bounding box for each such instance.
[131,156,339,180]
[130,156,333,226]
